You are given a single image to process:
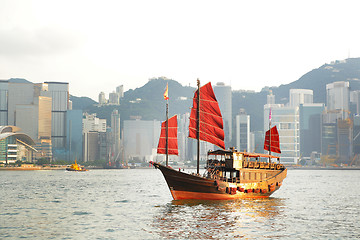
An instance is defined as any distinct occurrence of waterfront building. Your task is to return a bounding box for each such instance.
[83,131,100,162]
[46,82,69,150]
[213,82,232,148]
[264,103,300,164]
[337,119,353,164]
[235,110,250,152]
[353,116,360,155]
[123,119,160,163]
[66,110,83,161]
[0,80,8,125]
[0,126,37,164]
[289,89,313,107]
[4,80,53,160]
[111,109,121,161]
[299,103,325,157]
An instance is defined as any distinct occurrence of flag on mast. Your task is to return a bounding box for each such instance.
[164,83,169,100]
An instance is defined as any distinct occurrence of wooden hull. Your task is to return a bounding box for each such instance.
[152,162,287,200]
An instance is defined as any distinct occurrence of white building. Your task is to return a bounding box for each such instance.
[289,89,313,107]
[82,113,107,133]
[264,104,300,164]
[326,81,350,120]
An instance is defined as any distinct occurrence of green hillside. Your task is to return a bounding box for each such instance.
[72,58,360,138]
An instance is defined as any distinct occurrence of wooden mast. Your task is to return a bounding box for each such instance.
[196,79,200,175]
[268,108,272,163]
[165,99,169,166]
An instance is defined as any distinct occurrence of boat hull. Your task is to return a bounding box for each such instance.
[152,162,287,200]
[66,168,88,172]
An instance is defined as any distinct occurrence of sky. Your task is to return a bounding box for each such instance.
[1,0,360,101]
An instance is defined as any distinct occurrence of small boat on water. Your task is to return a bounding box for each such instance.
[151,80,287,200]
[66,160,88,172]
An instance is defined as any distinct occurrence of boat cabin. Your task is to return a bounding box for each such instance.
[206,149,285,183]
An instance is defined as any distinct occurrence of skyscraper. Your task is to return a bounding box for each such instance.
[213,82,232,148]
[46,82,69,149]
[235,111,250,152]
[326,81,350,120]
[0,80,8,125]
[111,109,121,161]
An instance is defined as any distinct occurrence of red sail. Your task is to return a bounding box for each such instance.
[264,126,281,154]
[188,82,225,149]
[157,115,178,155]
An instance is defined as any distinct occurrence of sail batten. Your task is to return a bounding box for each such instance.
[157,115,178,155]
[264,125,281,154]
[188,82,225,149]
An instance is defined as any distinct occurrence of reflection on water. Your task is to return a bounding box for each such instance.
[153,198,286,239]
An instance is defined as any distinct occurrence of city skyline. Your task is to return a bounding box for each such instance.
[1,1,360,101]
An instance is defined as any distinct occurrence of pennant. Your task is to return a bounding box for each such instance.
[164,83,169,100]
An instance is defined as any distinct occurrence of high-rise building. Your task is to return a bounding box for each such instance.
[111,109,121,161]
[289,89,313,107]
[350,90,360,115]
[326,81,350,120]
[109,92,120,105]
[235,111,250,152]
[82,113,107,133]
[82,113,107,162]
[116,85,124,98]
[4,80,53,160]
[98,92,107,105]
[66,110,83,161]
[299,103,324,157]
[213,82,232,148]
[264,104,300,164]
[83,131,100,162]
[46,82,69,149]
[0,80,8,125]
[123,119,160,162]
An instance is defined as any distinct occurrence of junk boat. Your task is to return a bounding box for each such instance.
[151,80,287,200]
[66,160,88,172]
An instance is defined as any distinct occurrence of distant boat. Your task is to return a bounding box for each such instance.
[151,80,287,200]
[66,160,88,172]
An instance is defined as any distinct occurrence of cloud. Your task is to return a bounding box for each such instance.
[0,26,83,56]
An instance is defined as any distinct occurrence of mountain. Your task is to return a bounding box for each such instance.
[72,57,360,139]
[70,95,96,110]
[272,58,360,104]
[76,77,195,125]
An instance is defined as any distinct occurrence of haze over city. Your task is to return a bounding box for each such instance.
[1,0,360,100]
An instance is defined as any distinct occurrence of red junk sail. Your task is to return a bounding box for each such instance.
[264,126,281,154]
[157,115,178,155]
[188,82,225,149]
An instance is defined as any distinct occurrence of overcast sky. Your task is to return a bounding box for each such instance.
[1,0,360,101]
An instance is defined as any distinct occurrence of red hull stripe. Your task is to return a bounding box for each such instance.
[170,190,270,200]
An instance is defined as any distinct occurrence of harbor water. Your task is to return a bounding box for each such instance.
[1,168,359,239]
